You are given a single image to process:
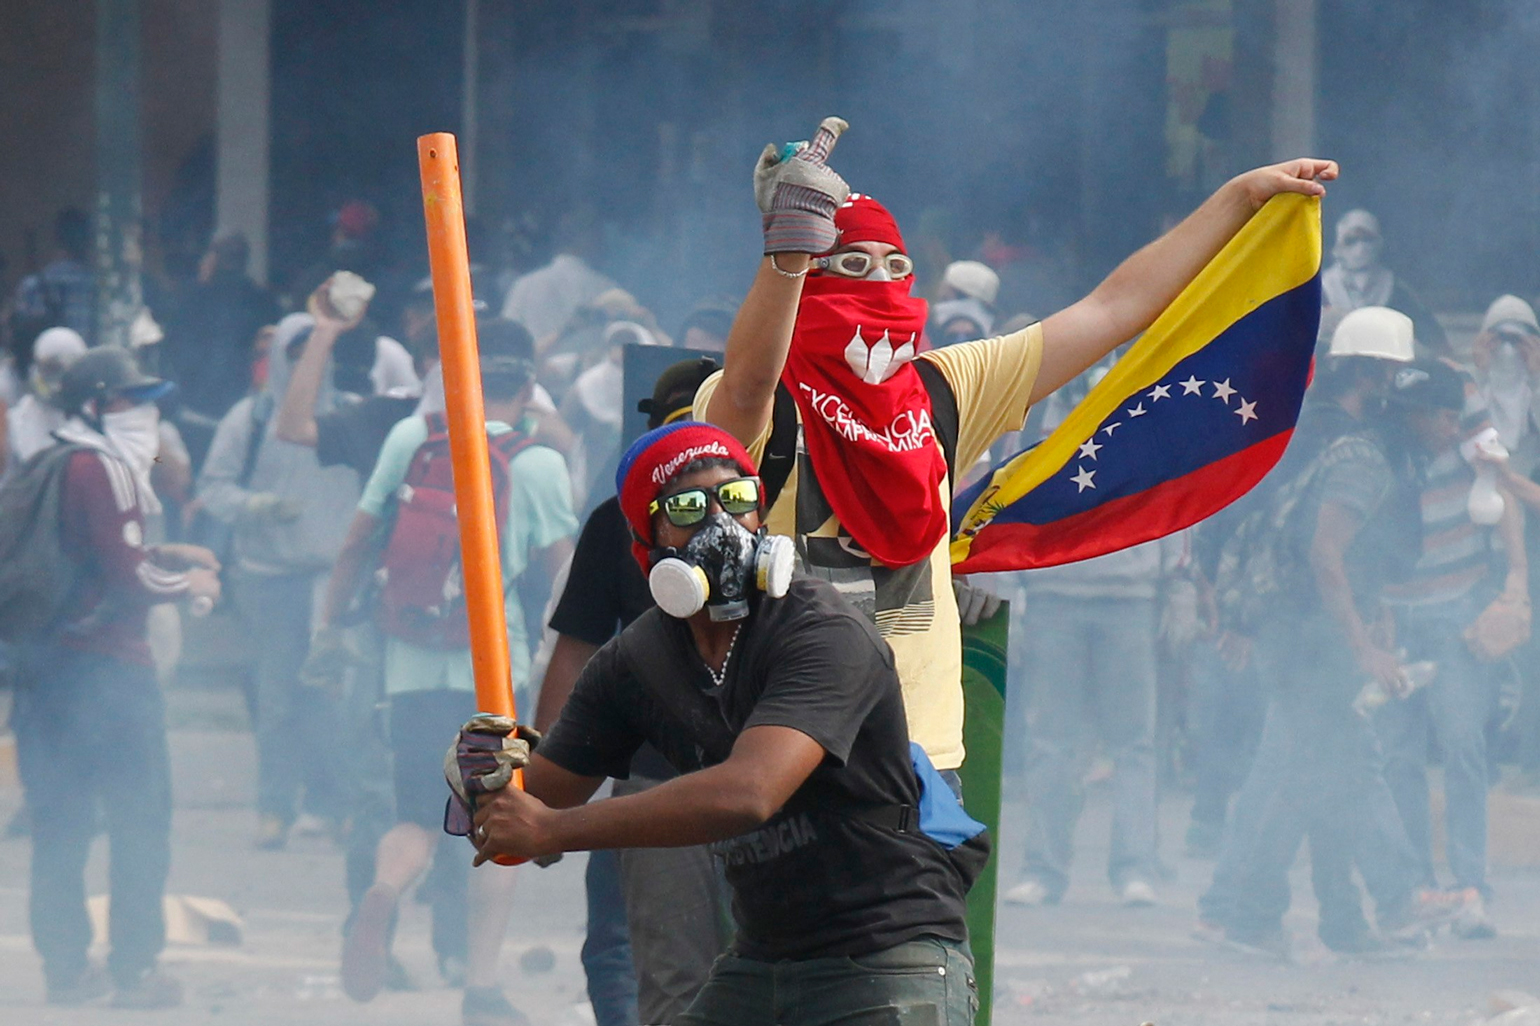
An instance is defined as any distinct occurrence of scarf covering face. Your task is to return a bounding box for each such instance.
[784,269,945,568]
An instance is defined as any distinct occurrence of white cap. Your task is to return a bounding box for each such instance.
[932,297,995,338]
[942,260,1000,306]
[603,319,661,347]
[1329,306,1415,362]
[1481,294,1540,336]
[32,326,87,363]
[1335,209,1382,245]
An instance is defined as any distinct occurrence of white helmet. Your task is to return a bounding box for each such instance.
[1328,306,1414,362]
[1481,294,1540,337]
[942,260,1000,306]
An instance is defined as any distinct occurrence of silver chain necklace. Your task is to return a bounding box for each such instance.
[703,623,744,688]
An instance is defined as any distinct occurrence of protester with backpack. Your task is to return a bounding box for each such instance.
[324,319,577,1026]
[1,347,220,1008]
[1197,308,1465,957]
[457,421,985,1026]
[196,311,364,850]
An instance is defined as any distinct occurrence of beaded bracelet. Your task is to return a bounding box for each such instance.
[769,254,809,280]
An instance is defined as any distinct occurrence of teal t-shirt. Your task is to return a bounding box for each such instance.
[360,415,578,696]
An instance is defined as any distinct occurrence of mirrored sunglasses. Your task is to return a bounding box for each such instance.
[649,476,763,527]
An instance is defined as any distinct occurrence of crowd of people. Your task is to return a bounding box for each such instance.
[1,123,1538,1026]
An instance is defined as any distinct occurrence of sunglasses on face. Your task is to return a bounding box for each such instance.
[815,250,914,280]
[649,476,763,527]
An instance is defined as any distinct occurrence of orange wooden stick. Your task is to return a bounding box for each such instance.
[417,133,516,724]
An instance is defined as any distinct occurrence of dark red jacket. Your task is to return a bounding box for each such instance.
[57,450,189,665]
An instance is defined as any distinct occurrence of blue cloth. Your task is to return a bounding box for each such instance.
[910,744,985,849]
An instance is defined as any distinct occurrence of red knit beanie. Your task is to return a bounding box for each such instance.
[615,423,759,571]
[833,193,906,253]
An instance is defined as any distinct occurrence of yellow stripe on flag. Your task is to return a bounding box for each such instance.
[951,193,1322,564]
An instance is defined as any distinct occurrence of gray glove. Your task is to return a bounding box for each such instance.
[754,116,851,255]
[240,492,301,525]
[953,576,1003,627]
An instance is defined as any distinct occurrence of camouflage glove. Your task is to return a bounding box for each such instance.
[443,714,541,838]
[754,116,851,255]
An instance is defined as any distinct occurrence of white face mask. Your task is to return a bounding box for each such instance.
[101,404,161,476]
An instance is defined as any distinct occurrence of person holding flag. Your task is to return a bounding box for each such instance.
[697,115,1338,788]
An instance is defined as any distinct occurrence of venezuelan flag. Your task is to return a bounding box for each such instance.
[950,193,1321,574]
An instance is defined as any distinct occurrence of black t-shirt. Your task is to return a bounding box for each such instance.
[548,496,673,779]
[539,578,970,961]
[548,497,653,643]
[315,395,419,476]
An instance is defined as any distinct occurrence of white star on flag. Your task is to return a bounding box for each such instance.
[1071,465,1097,492]
[1147,383,1172,401]
[1235,398,1258,424]
[1212,378,1237,404]
[1180,375,1205,395]
[1102,422,1123,437]
[1078,438,1103,460]
[1127,402,1147,418]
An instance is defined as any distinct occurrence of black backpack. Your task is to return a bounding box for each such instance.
[0,443,88,642]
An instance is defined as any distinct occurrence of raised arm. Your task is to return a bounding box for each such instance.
[706,256,812,444]
[1035,159,1339,406]
[275,281,366,446]
[704,117,850,446]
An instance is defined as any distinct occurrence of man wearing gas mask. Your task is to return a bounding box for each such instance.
[697,116,1337,789]
[1320,208,1447,352]
[459,422,986,1026]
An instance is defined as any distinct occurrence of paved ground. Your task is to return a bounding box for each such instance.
[1,694,1537,1025]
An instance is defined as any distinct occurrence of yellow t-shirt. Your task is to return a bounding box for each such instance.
[694,323,1043,768]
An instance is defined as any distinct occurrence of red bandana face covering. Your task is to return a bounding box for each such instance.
[783,274,947,567]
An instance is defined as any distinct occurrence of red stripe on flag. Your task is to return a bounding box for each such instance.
[953,431,1295,574]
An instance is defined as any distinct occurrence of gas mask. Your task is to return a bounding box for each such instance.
[649,512,795,621]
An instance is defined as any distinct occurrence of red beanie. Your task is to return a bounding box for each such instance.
[833,193,906,253]
[615,422,759,571]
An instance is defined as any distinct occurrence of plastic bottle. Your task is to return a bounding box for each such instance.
[1354,660,1437,713]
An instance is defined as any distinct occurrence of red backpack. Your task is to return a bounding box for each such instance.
[377,413,539,649]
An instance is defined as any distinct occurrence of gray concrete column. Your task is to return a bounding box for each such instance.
[95,0,143,348]
[1271,0,1316,158]
[216,0,271,284]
